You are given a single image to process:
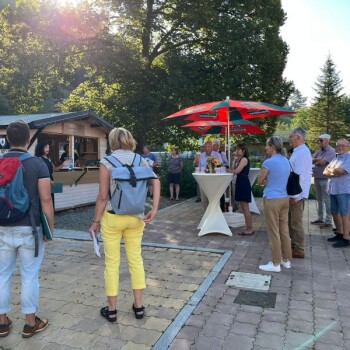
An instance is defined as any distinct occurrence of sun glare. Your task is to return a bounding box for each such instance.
[54,0,82,7]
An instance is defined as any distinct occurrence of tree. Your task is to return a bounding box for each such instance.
[306,55,346,142]
[286,89,307,111]
[0,0,77,114]
[60,0,294,150]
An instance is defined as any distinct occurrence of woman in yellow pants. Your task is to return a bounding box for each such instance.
[89,128,160,321]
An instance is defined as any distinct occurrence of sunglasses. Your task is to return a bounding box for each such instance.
[317,139,324,142]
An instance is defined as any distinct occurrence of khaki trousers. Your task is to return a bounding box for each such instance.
[288,199,305,252]
[263,197,291,264]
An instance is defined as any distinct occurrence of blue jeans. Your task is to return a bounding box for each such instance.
[330,194,350,215]
[0,226,44,314]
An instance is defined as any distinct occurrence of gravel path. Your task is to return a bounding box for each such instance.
[54,196,188,232]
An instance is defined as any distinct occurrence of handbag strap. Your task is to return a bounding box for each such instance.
[288,160,295,172]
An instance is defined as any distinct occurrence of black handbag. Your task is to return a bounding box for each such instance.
[287,161,302,196]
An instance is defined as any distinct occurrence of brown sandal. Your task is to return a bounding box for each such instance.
[0,317,12,337]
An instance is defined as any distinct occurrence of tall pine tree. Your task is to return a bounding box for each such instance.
[306,55,346,145]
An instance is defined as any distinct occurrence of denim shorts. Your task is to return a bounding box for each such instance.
[330,194,350,215]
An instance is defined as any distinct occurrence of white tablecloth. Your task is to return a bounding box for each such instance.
[248,168,260,214]
[193,173,233,236]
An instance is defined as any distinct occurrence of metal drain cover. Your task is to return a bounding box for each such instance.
[226,272,271,291]
[234,290,277,308]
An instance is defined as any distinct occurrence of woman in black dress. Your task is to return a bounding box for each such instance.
[232,143,254,235]
[35,142,68,209]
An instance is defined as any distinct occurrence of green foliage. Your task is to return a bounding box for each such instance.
[1,0,294,150]
[252,183,316,200]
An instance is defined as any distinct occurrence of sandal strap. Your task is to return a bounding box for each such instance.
[101,306,117,315]
[133,304,144,313]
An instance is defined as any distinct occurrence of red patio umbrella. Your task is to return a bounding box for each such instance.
[182,120,265,135]
[164,99,294,122]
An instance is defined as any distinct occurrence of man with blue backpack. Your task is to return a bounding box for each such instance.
[0,121,53,338]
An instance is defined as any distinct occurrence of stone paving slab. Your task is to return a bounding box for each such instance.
[3,198,350,350]
[2,239,222,350]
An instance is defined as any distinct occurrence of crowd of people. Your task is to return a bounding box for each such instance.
[192,127,350,272]
[1,119,350,340]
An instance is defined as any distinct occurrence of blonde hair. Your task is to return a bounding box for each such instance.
[109,127,136,151]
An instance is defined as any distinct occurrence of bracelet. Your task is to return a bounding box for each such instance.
[92,220,100,224]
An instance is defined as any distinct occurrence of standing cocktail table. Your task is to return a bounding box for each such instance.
[193,173,233,236]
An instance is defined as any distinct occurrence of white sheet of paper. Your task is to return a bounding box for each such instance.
[92,231,101,257]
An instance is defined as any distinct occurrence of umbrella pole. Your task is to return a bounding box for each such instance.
[226,96,233,212]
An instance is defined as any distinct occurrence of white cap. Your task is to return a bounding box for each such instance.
[213,139,220,145]
[318,134,331,140]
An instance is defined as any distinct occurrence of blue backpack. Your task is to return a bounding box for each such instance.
[0,153,33,223]
[0,153,40,257]
[105,154,156,215]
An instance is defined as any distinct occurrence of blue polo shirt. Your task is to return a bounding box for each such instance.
[262,154,290,199]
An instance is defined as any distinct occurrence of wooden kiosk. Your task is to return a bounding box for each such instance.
[0,110,113,210]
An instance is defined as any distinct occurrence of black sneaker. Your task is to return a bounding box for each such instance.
[310,219,324,225]
[333,238,350,248]
[327,234,343,242]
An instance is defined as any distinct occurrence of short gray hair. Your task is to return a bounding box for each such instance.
[290,127,306,141]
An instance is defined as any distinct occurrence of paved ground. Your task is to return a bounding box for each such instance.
[2,199,350,350]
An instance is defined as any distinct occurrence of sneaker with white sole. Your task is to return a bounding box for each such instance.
[280,260,291,269]
[259,262,281,272]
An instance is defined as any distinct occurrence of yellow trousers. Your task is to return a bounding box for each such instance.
[101,211,146,296]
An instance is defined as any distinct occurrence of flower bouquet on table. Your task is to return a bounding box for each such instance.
[206,157,220,173]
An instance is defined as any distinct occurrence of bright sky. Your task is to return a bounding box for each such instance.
[280,0,350,104]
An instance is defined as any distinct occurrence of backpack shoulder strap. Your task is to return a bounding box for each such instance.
[132,153,141,166]
[105,155,123,168]
[19,153,34,162]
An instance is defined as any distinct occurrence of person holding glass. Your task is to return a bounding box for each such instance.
[258,136,291,272]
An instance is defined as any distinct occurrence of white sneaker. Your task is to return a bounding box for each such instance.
[281,260,291,269]
[259,262,281,272]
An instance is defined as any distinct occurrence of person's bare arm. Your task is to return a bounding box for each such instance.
[53,159,70,172]
[38,178,54,235]
[89,164,110,237]
[258,167,268,185]
[144,178,160,223]
[232,158,248,175]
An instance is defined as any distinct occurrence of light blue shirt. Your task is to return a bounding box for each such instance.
[289,144,312,200]
[326,153,350,194]
[262,154,290,199]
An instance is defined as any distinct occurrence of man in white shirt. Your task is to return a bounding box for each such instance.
[212,139,228,167]
[288,127,312,259]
